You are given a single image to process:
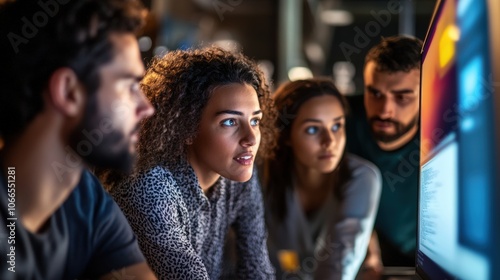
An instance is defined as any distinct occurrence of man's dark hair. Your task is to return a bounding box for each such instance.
[0,0,146,142]
[364,35,423,73]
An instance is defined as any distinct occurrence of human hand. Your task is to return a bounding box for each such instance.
[357,251,383,280]
[356,231,383,280]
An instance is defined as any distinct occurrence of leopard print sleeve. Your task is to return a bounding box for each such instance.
[111,166,210,280]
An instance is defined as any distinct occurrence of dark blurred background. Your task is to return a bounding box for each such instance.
[138,0,436,93]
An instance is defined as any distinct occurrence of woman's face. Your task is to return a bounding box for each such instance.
[289,94,346,173]
[188,83,262,184]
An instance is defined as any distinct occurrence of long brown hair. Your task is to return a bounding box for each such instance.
[262,78,352,222]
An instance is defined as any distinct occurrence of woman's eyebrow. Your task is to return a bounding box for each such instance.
[300,115,344,124]
[215,110,262,116]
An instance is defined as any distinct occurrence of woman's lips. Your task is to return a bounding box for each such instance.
[318,153,335,160]
[234,152,254,165]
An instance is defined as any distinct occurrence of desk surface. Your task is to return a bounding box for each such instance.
[383,266,415,280]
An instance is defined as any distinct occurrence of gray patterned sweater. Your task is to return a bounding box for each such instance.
[110,161,275,280]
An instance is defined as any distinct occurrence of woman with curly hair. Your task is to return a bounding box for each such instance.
[262,78,381,280]
[103,47,277,279]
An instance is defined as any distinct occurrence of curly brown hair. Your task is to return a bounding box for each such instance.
[98,47,277,188]
[104,47,275,181]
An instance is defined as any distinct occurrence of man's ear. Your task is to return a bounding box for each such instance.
[47,68,86,117]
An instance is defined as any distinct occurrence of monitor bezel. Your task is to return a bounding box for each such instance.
[416,0,446,278]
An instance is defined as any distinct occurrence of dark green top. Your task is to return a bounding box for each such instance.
[346,95,419,263]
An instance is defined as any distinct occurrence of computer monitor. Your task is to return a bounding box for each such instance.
[417,0,500,279]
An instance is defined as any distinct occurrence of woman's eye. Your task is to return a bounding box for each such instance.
[221,119,237,127]
[305,126,319,135]
[332,123,342,132]
[250,118,260,126]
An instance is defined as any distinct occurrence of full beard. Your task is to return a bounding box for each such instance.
[68,98,136,173]
[368,113,419,143]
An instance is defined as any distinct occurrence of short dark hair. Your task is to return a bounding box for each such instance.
[136,46,277,174]
[263,78,352,221]
[364,35,423,73]
[0,0,146,141]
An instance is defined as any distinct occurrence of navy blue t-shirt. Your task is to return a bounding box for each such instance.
[0,169,145,279]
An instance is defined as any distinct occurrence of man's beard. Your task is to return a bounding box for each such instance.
[68,98,137,173]
[368,113,419,143]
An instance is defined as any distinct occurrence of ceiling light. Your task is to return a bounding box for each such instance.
[320,10,353,26]
[288,66,313,81]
